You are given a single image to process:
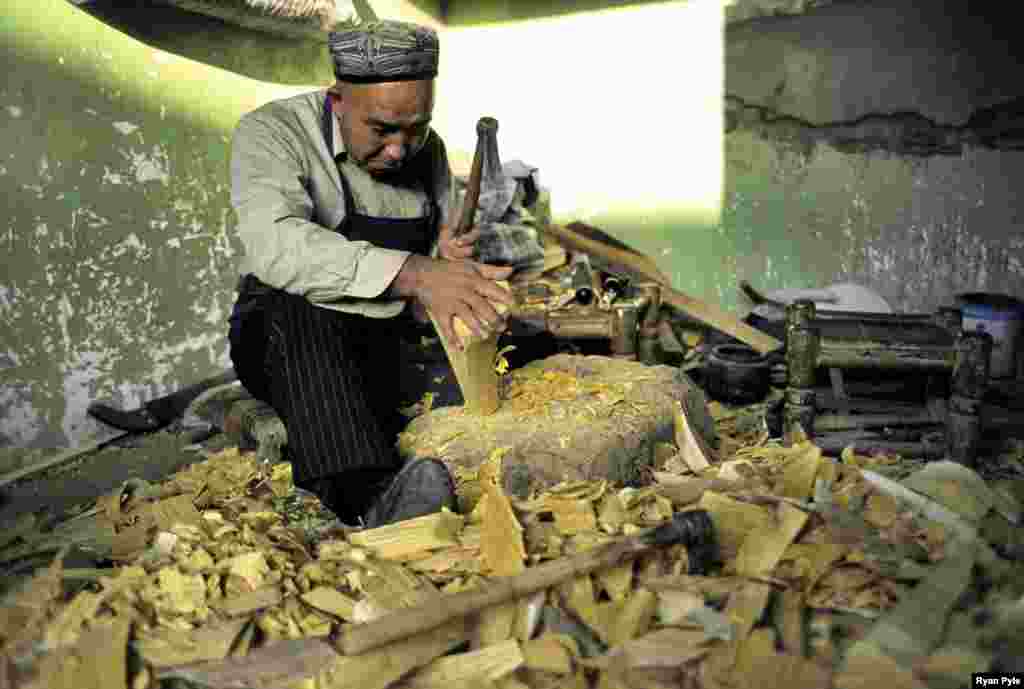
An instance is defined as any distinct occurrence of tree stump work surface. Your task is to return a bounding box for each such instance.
[397,354,716,499]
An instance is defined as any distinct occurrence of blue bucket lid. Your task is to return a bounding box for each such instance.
[956,292,1024,321]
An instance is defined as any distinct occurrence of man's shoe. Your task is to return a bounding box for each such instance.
[362,458,457,529]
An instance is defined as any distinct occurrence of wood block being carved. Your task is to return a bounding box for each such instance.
[428,280,512,416]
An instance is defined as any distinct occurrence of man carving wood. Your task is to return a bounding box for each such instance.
[227,19,514,527]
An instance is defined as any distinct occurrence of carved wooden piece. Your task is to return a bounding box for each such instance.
[428,281,511,416]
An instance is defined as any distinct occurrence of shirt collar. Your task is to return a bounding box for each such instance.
[326,91,348,163]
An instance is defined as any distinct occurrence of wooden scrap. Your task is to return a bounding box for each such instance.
[734,627,833,689]
[214,585,284,617]
[674,401,716,472]
[300,587,357,621]
[469,600,518,648]
[654,589,705,626]
[480,455,527,577]
[835,646,927,689]
[42,588,105,649]
[522,635,575,675]
[727,582,774,642]
[515,591,546,643]
[402,638,524,687]
[547,498,598,535]
[652,475,741,507]
[597,492,627,534]
[734,503,809,578]
[773,590,806,655]
[777,443,824,501]
[718,459,757,483]
[156,638,339,689]
[25,617,132,689]
[610,588,657,646]
[901,460,996,523]
[913,646,992,682]
[843,540,977,668]
[779,543,848,593]
[579,600,621,647]
[149,494,204,530]
[695,492,774,560]
[406,546,482,577]
[596,562,633,602]
[347,510,464,560]
[134,619,249,668]
[612,628,711,669]
[642,574,746,604]
[558,575,597,619]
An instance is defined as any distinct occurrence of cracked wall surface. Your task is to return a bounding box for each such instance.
[0,1,321,449]
[722,0,1024,312]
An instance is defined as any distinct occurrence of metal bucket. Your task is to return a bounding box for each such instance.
[957,293,1024,379]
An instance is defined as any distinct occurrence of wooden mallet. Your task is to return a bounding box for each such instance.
[339,510,714,656]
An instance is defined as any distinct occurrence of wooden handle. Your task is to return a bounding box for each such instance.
[455,116,498,238]
[339,513,705,656]
[543,223,783,354]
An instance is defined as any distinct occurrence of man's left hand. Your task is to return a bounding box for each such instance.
[437,222,479,262]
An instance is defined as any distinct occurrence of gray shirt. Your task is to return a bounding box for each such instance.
[230,89,454,318]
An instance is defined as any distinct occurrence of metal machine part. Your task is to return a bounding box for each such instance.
[508,279,663,363]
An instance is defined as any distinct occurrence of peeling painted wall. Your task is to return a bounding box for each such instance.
[0,1,330,449]
[721,0,1024,313]
[722,135,1024,312]
[1,66,238,447]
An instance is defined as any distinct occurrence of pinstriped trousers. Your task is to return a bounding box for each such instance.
[228,289,407,486]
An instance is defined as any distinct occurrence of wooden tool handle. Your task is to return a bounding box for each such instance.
[455,116,498,238]
[339,512,707,656]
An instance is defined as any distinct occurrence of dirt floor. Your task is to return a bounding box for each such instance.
[0,426,233,530]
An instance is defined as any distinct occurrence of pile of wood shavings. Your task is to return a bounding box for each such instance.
[1,407,1024,689]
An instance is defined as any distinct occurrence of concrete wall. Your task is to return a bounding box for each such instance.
[721,0,1024,311]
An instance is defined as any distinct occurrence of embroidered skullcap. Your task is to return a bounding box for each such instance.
[328,20,439,84]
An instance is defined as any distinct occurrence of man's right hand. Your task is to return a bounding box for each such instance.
[389,255,514,349]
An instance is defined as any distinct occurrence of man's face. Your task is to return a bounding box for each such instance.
[331,79,435,177]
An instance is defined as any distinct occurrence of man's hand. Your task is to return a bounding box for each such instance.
[390,255,514,349]
[437,221,480,262]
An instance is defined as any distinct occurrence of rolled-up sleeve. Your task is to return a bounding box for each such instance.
[230,111,410,302]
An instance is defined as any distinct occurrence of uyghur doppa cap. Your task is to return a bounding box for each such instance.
[328,20,439,84]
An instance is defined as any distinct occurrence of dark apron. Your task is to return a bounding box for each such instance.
[230,93,439,334]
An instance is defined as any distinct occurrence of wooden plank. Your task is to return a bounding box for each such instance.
[0,429,126,489]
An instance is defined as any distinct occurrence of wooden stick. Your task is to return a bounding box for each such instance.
[339,511,710,656]
[0,430,126,489]
[542,223,783,354]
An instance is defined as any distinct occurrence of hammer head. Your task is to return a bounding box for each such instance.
[477,116,498,135]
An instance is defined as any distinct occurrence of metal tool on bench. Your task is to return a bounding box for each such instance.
[509,272,664,362]
[783,299,993,466]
